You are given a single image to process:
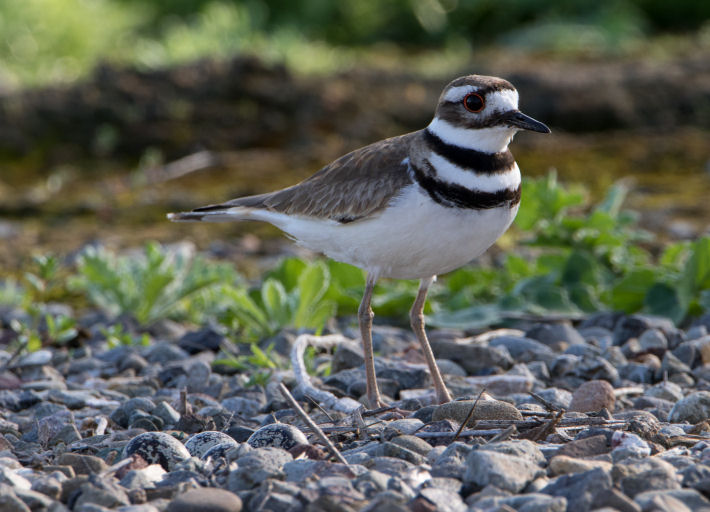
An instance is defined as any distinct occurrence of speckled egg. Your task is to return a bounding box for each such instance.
[123,432,191,471]
[247,423,308,450]
[201,441,239,461]
[184,431,238,458]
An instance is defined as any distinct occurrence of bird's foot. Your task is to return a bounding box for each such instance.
[366,396,390,410]
[436,388,453,405]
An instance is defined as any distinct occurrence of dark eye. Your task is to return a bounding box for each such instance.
[463,92,485,113]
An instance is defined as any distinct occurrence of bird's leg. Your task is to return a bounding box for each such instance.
[411,276,452,404]
[359,274,386,409]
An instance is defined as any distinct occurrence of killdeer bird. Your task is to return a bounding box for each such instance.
[169,75,550,408]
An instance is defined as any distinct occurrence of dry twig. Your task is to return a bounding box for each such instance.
[278,383,349,466]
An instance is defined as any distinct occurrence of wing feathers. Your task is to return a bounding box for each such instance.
[169,133,416,224]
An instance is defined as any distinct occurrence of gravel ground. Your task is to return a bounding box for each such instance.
[2,307,710,512]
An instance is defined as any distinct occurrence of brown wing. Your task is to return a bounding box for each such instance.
[196,133,416,223]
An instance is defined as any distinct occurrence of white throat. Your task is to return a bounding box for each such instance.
[427,117,515,154]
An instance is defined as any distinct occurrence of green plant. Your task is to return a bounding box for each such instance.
[101,324,151,348]
[73,242,237,325]
[218,260,336,341]
[429,173,710,328]
[214,343,282,387]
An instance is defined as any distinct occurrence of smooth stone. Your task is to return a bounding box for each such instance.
[555,435,611,458]
[517,388,572,410]
[167,488,242,512]
[184,431,238,458]
[15,350,53,367]
[0,485,31,512]
[144,343,190,364]
[668,391,710,424]
[634,489,710,512]
[57,453,108,476]
[472,493,567,512]
[569,380,616,413]
[384,418,425,437]
[378,442,427,465]
[645,381,683,402]
[354,470,390,498]
[548,455,612,476]
[0,466,30,489]
[432,399,522,426]
[465,374,534,395]
[389,435,432,457]
[221,396,262,417]
[416,486,467,512]
[178,327,226,354]
[527,322,585,348]
[152,401,181,427]
[639,328,668,353]
[227,448,292,492]
[489,335,555,362]
[247,423,308,450]
[122,432,191,472]
[428,340,513,374]
[613,315,675,346]
[435,359,467,376]
[540,468,615,511]
[618,459,681,498]
[464,448,545,493]
[431,442,472,479]
[661,351,692,377]
[331,341,365,372]
[479,440,545,466]
[73,475,131,509]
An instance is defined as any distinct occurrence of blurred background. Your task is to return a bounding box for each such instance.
[1,0,709,271]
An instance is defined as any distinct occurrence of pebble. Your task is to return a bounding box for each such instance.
[167,488,242,512]
[0,309,709,511]
[669,391,710,424]
[431,399,523,426]
[568,379,616,413]
[463,448,545,492]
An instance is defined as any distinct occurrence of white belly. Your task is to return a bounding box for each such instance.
[255,185,518,280]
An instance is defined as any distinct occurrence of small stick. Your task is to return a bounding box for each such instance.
[487,424,517,443]
[361,406,398,417]
[452,388,486,443]
[278,383,349,466]
[528,409,564,442]
[304,394,335,423]
[528,391,562,412]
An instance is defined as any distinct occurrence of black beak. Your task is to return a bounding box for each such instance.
[504,111,551,133]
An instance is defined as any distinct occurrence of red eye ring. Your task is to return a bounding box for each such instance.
[463,92,485,113]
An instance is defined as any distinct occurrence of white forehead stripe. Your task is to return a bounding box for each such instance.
[442,85,479,103]
[486,89,519,111]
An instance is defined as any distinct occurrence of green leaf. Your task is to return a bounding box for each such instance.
[610,269,656,312]
[699,290,710,312]
[561,250,598,286]
[267,257,307,291]
[261,278,289,325]
[644,282,685,325]
[305,300,337,334]
[427,304,503,330]
[294,261,329,327]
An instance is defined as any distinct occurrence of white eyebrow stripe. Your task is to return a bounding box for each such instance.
[442,85,479,103]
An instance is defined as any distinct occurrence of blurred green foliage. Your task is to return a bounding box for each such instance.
[2,0,709,87]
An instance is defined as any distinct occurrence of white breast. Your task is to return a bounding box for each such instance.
[252,184,519,280]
